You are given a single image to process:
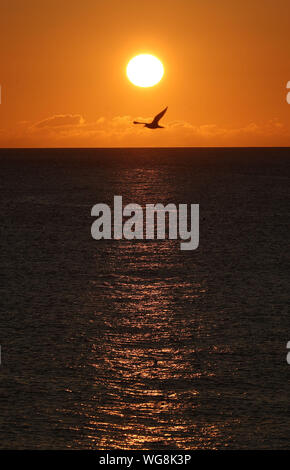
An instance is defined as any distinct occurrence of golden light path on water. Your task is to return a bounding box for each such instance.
[63,164,236,450]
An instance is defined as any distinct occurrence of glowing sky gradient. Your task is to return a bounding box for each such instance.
[1,0,290,147]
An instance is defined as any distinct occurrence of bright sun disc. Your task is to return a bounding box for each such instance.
[126,54,164,87]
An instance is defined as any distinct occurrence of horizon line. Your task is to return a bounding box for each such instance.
[0,146,290,150]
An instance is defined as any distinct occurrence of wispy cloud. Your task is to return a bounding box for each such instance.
[0,114,289,147]
[34,114,84,128]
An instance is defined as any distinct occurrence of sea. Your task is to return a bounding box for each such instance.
[0,147,290,449]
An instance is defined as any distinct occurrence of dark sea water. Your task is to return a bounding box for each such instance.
[0,147,290,449]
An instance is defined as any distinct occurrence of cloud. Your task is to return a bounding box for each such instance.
[34,114,84,128]
[0,114,289,147]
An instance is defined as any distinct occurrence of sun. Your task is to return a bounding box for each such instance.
[126,54,164,88]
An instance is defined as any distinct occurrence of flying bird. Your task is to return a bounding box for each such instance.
[133,106,168,129]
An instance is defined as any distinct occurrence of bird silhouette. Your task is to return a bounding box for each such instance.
[133,106,168,129]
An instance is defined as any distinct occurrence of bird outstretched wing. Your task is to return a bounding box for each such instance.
[152,106,168,125]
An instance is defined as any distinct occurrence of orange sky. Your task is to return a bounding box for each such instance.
[1,0,290,147]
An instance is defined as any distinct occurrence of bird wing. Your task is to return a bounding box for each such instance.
[152,106,168,125]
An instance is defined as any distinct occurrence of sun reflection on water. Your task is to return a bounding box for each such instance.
[69,166,231,449]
